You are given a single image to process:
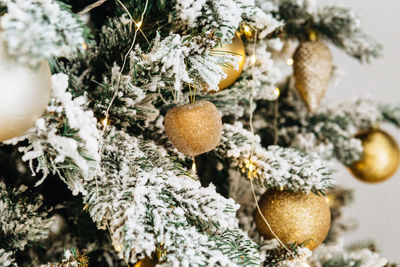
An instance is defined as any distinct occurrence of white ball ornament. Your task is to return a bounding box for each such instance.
[0,37,52,141]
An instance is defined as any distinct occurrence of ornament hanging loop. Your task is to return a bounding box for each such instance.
[308,30,318,42]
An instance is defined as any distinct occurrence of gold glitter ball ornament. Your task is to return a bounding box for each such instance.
[212,33,246,91]
[0,37,52,141]
[293,41,333,112]
[349,129,400,183]
[134,257,158,267]
[255,190,331,251]
[164,100,222,156]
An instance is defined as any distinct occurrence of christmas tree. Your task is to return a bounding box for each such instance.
[0,0,398,266]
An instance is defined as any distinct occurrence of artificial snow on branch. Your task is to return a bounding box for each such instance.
[5,74,101,195]
[260,239,311,267]
[39,248,89,267]
[0,249,16,267]
[269,86,400,165]
[198,39,281,117]
[84,128,261,266]
[0,0,86,67]
[216,122,334,194]
[310,243,388,267]
[174,0,281,42]
[94,65,160,127]
[271,0,381,62]
[124,31,234,98]
[0,181,53,260]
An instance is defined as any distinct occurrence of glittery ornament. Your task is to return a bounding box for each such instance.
[255,190,331,250]
[212,33,245,91]
[134,257,157,267]
[0,37,52,141]
[293,41,333,112]
[164,100,222,156]
[349,129,400,183]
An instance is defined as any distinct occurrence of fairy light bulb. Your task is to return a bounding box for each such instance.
[247,161,255,172]
[191,161,197,174]
[82,42,87,50]
[136,21,142,28]
[114,243,122,253]
[244,158,258,179]
[299,262,311,267]
[250,55,257,65]
[286,58,294,65]
[101,117,108,128]
[243,24,253,38]
[274,88,280,97]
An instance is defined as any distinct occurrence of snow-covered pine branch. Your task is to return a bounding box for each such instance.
[39,248,89,267]
[175,0,281,42]
[272,0,381,62]
[94,65,160,127]
[0,0,86,67]
[310,243,388,267]
[0,249,16,267]
[84,128,261,266]
[216,122,334,194]
[0,181,53,256]
[379,103,400,128]
[198,39,281,117]
[4,74,101,195]
[270,86,400,165]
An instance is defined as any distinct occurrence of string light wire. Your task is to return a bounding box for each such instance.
[247,30,290,252]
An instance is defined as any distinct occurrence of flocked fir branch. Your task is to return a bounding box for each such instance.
[4,74,100,195]
[40,248,89,267]
[0,249,16,267]
[0,0,87,67]
[174,0,282,42]
[0,0,395,265]
[270,0,382,62]
[0,181,53,266]
[216,122,334,194]
[257,83,400,166]
[64,0,283,111]
[197,39,281,117]
[309,243,388,267]
[84,128,261,266]
[6,88,261,265]
[260,240,311,267]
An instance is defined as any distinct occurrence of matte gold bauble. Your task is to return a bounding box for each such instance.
[293,41,333,112]
[134,257,158,267]
[0,37,52,141]
[349,129,400,183]
[164,100,222,156]
[255,190,331,250]
[212,33,245,90]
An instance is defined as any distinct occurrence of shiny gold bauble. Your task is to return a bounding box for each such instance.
[0,37,52,141]
[212,33,245,90]
[164,100,222,156]
[349,129,400,183]
[134,257,158,267]
[255,190,331,250]
[293,41,333,112]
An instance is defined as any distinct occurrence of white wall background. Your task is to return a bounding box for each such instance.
[321,0,400,262]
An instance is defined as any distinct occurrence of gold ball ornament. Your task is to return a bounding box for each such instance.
[164,100,222,156]
[134,257,158,267]
[0,37,52,141]
[293,41,333,112]
[349,129,400,183]
[212,33,246,91]
[255,190,331,250]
